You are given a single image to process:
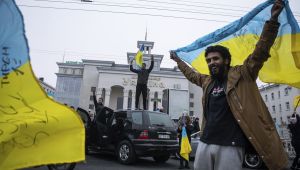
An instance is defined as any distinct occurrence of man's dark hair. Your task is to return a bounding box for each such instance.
[205,45,231,66]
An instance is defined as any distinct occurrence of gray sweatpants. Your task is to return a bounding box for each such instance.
[194,141,245,170]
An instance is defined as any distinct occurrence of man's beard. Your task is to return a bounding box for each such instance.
[209,64,226,80]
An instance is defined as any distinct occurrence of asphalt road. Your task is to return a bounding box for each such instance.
[23,152,188,170]
[22,152,271,170]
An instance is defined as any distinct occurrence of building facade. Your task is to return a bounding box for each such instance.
[38,77,55,98]
[259,83,300,138]
[55,40,203,120]
[55,61,83,108]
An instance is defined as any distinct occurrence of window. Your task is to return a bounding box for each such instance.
[72,69,75,74]
[265,94,268,102]
[284,88,289,96]
[190,102,194,107]
[272,105,276,112]
[148,112,174,127]
[190,93,194,99]
[286,102,290,111]
[117,97,123,110]
[91,87,96,92]
[190,111,194,116]
[278,91,281,99]
[132,112,143,125]
[89,104,94,109]
[271,93,274,100]
[90,95,93,101]
[279,104,282,112]
[174,84,181,89]
[63,68,67,74]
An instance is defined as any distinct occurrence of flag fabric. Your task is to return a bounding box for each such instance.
[174,0,300,88]
[180,126,192,161]
[0,1,85,170]
[294,95,300,108]
[135,44,144,67]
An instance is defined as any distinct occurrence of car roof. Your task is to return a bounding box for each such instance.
[115,109,169,116]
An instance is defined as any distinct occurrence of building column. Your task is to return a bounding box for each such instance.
[123,89,129,109]
[148,91,155,111]
[104,88,111,107]
[131,91,136,109]
[97,87,103,99]
[157,91,163,109]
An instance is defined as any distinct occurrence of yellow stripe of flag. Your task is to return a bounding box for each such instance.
[0,1,85,169]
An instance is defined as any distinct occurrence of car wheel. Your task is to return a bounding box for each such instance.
[47,163,76,170]
[153,153,170,163]
[116,140,136,164]
[244,153,262,169]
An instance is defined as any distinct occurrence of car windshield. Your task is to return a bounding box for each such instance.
[148,112,174,127]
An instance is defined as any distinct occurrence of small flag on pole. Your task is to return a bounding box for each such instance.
[135,44,144,68]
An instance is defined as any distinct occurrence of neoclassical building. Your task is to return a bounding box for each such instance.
[55,40,203,120]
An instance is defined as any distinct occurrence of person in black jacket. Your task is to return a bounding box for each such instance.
[288,113,300,170]
[177,115,193,169]
[192,117,200,134]
[92,88,113,141]
[130,55,154,110]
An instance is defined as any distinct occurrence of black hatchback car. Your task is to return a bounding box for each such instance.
[77,108,178,164]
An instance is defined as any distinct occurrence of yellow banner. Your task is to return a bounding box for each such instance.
[0,1,85,169]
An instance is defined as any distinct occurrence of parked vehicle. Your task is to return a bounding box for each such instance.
[77,108,178,164]
[243,144,264,169]
[244,138,297,169]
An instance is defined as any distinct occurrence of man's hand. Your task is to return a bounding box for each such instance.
[170,51,181,62]
[151,55,154,61]
[271,0,284,22]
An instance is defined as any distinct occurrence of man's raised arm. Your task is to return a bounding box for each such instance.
[129,59,139,73]
[170,51,205,87]
[244,0,284,80]
[92,88,97,107]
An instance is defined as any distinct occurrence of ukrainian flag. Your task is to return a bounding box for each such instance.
[174,0,300,88]
[0,0,85,169]
[135,44,144,67]
[180,126,192,161]
[294,95,300,108]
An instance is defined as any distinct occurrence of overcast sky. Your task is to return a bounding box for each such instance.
[15,0,300,87]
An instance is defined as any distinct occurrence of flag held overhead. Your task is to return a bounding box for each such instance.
[174,0,300,88]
